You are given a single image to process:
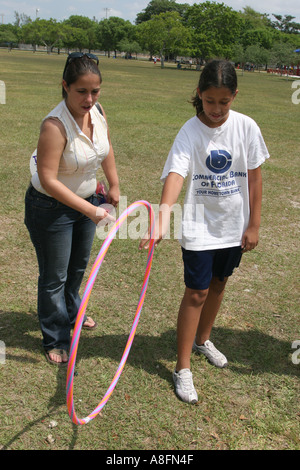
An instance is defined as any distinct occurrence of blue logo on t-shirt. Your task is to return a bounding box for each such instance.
[206,150,232,174]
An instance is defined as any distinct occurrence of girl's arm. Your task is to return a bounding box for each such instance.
[37,119,110,225]
[242,166,262,252]
[139,171,184,249]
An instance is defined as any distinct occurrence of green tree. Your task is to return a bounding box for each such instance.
[64,15,95,30]
[62,16,99,51]
[20,19,65,53]
[231,43,246,68]
[270,42,299,72]
[239,6,272,30]
[135,0,189,24]
[118,39,142,58]
[185,2,243,60]
[0,24,18,48]
[67,27,89,51]
[96,17,135,57]
[241,28,275,49]
[137,11,190,67]
[19,20,41,51]
[271,14,300,34]
[244,44,270,70]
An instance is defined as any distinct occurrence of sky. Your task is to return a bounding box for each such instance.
[1,0,300,26]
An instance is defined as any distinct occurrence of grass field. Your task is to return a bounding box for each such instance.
[0,50,299,451]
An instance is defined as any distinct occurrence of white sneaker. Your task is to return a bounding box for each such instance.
[172,368,198,404]
[193,339,228,368]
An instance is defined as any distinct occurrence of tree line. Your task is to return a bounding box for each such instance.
[0,0,299,69]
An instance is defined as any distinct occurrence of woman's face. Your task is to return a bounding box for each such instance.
[63,72,101,117]
[198,86,238,127]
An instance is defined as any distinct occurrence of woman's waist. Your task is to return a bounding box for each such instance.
[29,175,97,200]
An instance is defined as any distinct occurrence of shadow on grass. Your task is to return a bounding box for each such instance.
[1,309,298,449]
[0,310,297,377]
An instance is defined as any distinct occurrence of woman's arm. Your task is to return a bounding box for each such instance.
[36,118,109,224]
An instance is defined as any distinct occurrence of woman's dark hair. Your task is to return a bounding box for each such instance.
[62,55,102,99]
[192,60,237,115]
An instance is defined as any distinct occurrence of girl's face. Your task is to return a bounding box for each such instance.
[198,86,238,128]
[63,72,101,118]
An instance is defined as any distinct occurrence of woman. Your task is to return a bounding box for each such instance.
[25,52,119,365]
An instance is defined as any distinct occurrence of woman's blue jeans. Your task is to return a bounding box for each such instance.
[25,185,99,352]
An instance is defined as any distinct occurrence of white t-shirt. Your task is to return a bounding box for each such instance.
[31,101,110,199]
[161,110,269,251]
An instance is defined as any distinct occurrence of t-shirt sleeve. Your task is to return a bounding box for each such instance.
[161,129,192,182]
[247,121,270,169]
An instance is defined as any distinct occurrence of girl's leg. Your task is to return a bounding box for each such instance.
[175,287,209,371]
[195,276,228,345]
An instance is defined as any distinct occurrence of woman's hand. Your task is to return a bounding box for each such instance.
[93,205,115,226]
[106,183,120,208]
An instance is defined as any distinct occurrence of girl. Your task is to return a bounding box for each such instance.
[25,53,119,365]
[140,60,269,403]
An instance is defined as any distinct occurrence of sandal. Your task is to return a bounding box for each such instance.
[82,317,98,330]
[45,348,68,365]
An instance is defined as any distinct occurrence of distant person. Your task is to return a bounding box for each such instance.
[25,53,119,365]
[140,60,269,403]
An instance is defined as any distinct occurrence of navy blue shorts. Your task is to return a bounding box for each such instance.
[182,246,243,290]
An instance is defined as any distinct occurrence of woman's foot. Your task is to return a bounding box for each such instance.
[82,316,98,330]
[45,348,68,365]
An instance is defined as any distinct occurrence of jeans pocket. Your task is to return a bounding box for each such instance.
[26,185,60,211]
[32,195,60,210]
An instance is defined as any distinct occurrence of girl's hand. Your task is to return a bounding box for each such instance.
[243,167,262,253]
[139,206,171,250]
[139,224,164,250]
[241,226,259,252]
[139,173,184,251]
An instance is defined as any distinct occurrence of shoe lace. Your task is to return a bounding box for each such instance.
[206,341,222,358]
[180,371,194,391]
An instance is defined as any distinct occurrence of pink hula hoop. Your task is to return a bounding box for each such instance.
[66,200,155,425]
